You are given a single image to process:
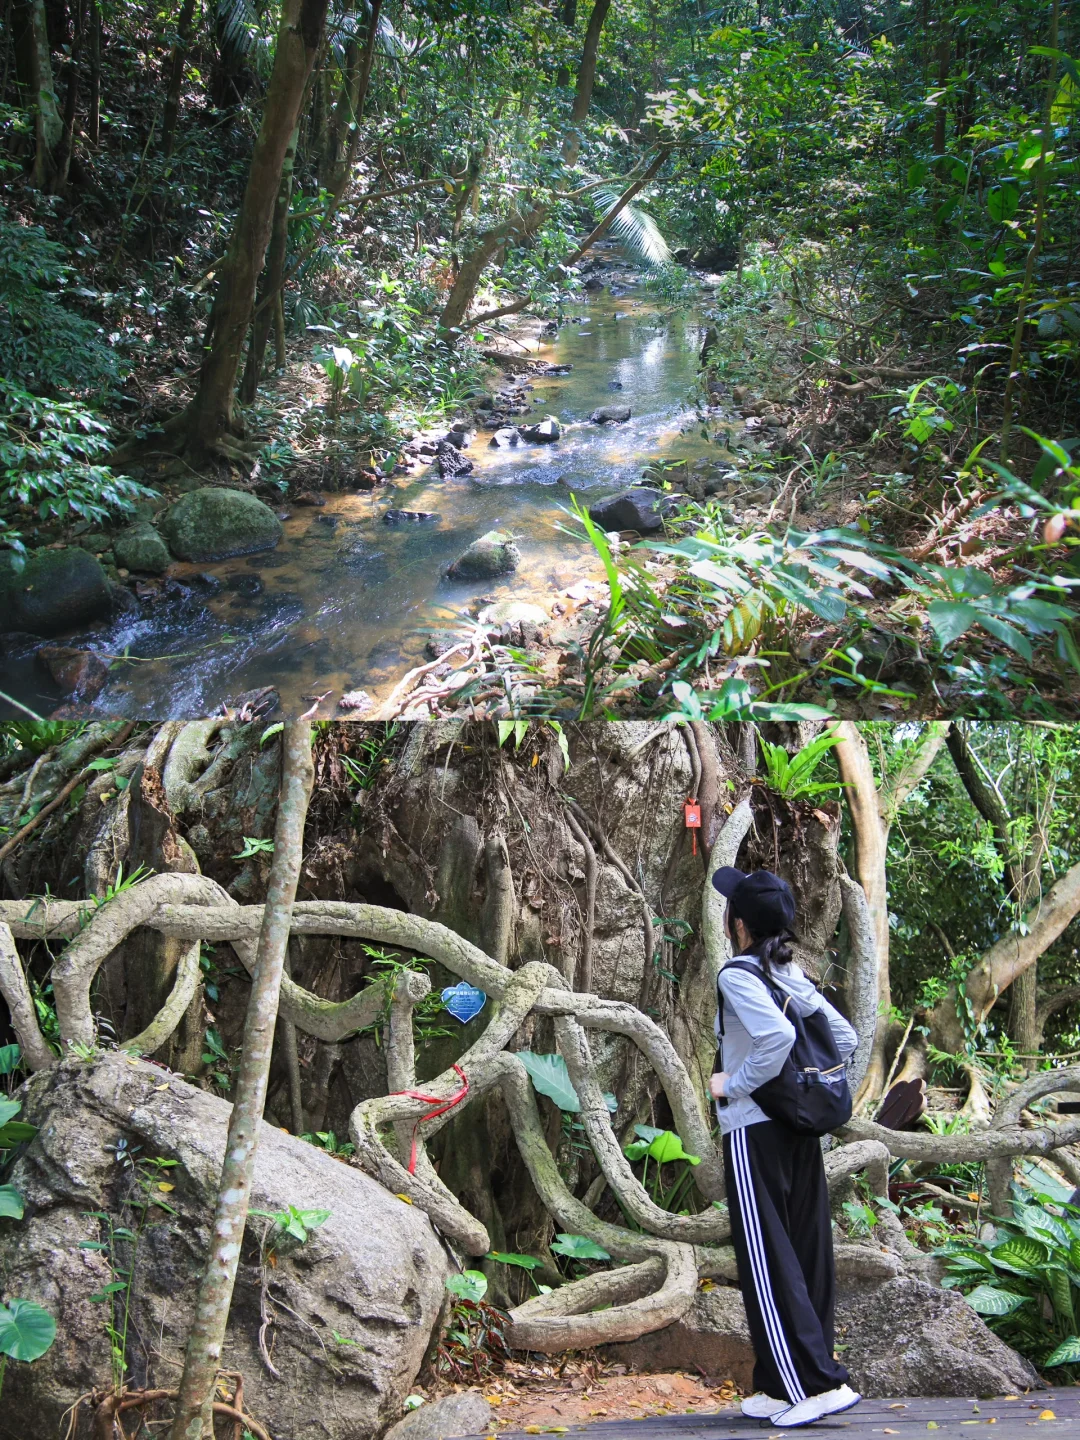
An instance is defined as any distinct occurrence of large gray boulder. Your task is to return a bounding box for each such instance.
[0,547,112,636]
[587,486,675,534]
[160,487,283,561]
[600,1276,1040,1398]
[446,530,520,581]
[0,1057,451,1440]
[590,404,631,424]
[835,1277,1042,1397]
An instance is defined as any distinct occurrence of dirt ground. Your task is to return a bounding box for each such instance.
[434,1360,740,1432]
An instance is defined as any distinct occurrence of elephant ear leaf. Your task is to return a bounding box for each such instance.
[0,1298,56,1362]
[514,1053,616,1114]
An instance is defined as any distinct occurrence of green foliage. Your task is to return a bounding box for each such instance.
[299,1129,355,1157]
[513,1051,616,1115]
[233,836,275,859]
[758,730,843,801]
[550,1233,610,1261]
[623,1124,702,1215]
[938,1190,1080,1375]
[0,1298,56,1367]
[0,1096,36,1151]
[0,220,119,398]
[444,1268,487,1304]
[82,1148,179,1393]
[0,379,154,556]
[249,1203,331,1245]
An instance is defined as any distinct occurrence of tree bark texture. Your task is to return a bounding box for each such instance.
[168,722,314,1440]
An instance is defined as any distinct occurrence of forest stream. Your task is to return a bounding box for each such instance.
[5,270,723,719]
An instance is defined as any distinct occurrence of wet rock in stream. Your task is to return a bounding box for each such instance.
[383,509,438,525]
[489,426,523,448]
[113,522,171,576]
[0,548,113,636]
[36,646,110,701]
[436,440,474,477]
[446,530,520,581]
[160,487,283,562]
[591,403,632,424]
[588,486,676,534]
[520,417,561,443]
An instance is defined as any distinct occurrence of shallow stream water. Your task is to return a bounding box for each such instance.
[6,273,722,718]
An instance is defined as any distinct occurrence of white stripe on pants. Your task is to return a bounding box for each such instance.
[731,1126,807,1403]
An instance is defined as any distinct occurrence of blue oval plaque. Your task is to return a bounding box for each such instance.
[441,981,487,1024]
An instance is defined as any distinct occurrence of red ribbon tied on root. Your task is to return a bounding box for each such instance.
[389,1062,470,1174]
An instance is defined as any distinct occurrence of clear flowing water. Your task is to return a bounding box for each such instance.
[5,276,718,718]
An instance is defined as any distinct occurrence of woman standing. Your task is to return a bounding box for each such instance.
[710,865,861,1429]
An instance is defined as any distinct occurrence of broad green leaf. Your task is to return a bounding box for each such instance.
[0,1184,24,1220]
[445,1269,488,1303]
[0,1120,37,1148]
[927,600,979,648]
[0,1099,20,1128]
[987,184,1020,223]
[0,1297,56,1361]
[514,1052,616,1114]
[963,1284,1028,1316]
[551,1233,611,1261]
[1044,1336,1080,1367]
[0,1044,21,1076]
[488,1250,544,1271]
[990,1235,1051,1274]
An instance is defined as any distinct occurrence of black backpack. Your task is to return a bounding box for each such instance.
[716,960,853,1137]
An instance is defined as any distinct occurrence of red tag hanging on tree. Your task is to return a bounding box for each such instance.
[684,798,702,855]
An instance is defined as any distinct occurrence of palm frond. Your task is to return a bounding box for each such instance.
[592,186,672,270]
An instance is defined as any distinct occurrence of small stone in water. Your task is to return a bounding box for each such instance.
[384,509,438,524]
[338,689,373,712]
[294,491,326,506]
[591,404,631,424]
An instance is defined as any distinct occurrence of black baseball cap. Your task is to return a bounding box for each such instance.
[712,867,796,937]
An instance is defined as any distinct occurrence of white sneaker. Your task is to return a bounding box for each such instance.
[741,1394,788,1419]
[771,1385,861,1428]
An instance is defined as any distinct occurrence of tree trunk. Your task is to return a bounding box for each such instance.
[87,0,100,147]
[168,722,314,1440]
[437,0,612,334]
[240,124,299,403]
[833,722,949,1107]
[177,0,330,461]
[161,0,198,158]
[17,0,64,190]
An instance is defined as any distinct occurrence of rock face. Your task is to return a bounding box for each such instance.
[437,441,474,477]
[113,521,171,574]
[1,1057,451,1440]
[446,530,520,581]
[591,404,631,424]
[160,487,283,562]
[601,1277,1040,1399]
[385,1391,494,1440]
[835,1277,1042,1397]
[587,487,674,534]
[0,547,112,636]
[600,1286,755,1388]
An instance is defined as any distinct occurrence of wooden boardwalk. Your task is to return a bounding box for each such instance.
[465,1390,1080,1440]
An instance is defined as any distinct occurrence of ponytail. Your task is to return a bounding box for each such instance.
[751,931,795,979]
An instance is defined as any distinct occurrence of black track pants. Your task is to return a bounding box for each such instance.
[722,1121,849,1404]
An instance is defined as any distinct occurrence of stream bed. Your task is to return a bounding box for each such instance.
[6,271,726,719]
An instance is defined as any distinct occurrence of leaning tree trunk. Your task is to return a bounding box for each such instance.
[175,0,330,462]
[437,0,612,335]
[240,124,299,403]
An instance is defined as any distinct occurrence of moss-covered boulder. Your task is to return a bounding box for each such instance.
[446,529,520,581]
[0,547,112,636]
[160,487,283,562]
[112,521,171,575]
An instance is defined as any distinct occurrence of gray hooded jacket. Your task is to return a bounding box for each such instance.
[713,954,858,1134]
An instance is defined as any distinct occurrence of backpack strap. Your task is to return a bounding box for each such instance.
[717,958,794,1036]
